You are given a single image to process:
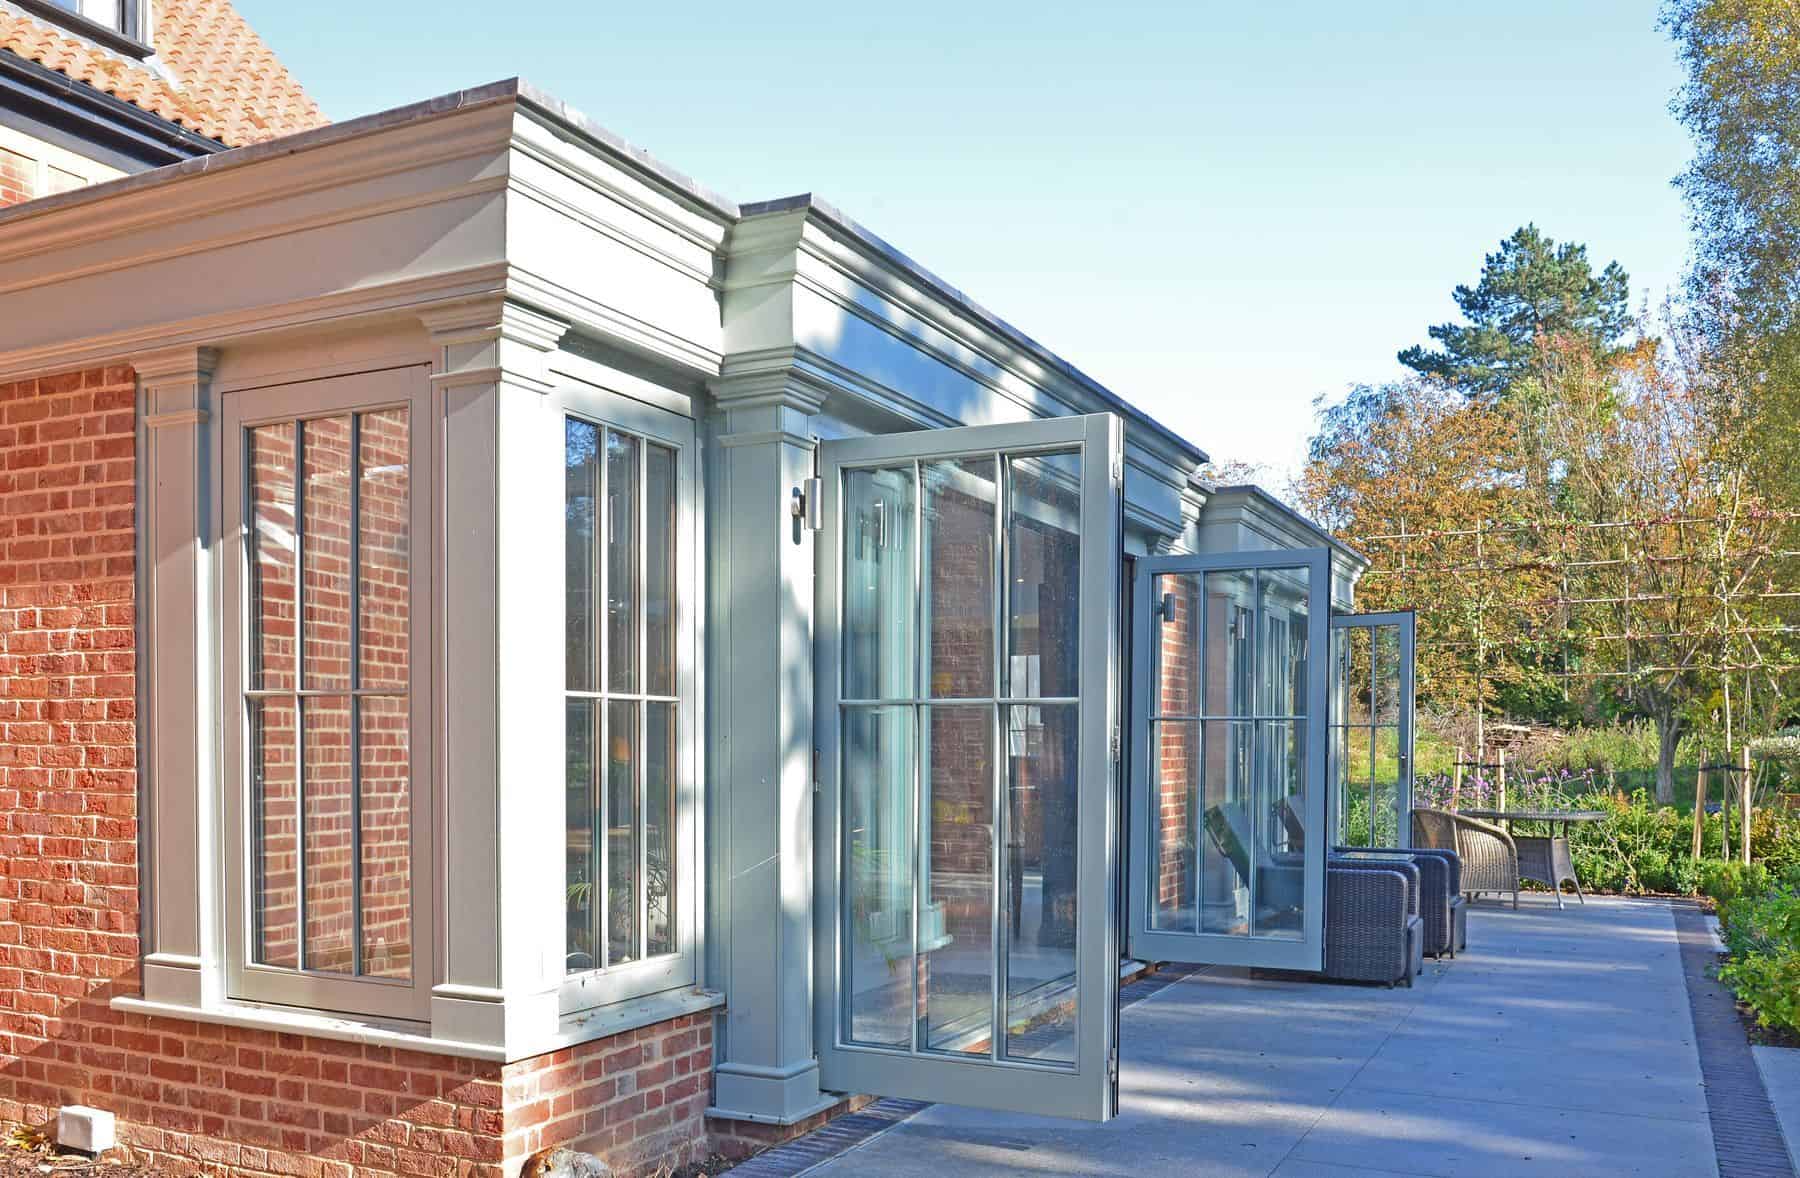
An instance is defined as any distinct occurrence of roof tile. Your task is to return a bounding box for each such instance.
[0,0,326,147]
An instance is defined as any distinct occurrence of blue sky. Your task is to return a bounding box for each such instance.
[239,1,1693,484]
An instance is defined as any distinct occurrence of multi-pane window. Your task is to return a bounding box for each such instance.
[244,408,413,980]
[565,419,678,976]
[46,0,137,35]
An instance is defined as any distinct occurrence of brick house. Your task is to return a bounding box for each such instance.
[0,0,322,206]
[0,45,1399,1178]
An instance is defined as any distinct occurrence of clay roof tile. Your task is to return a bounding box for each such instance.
[0,0,326,147]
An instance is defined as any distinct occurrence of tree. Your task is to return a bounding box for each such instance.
[1665,0,1800,510]
[1534,322,1797,801]
[1398,225,1633,401]
[1297,381,1548,727]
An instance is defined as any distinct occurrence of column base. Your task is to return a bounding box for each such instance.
[707,1058,838,1125]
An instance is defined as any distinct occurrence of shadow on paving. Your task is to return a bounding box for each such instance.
[791,897,1743,1178]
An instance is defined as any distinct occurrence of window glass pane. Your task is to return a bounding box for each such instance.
[565,700,598,973]
[566,420,599,691]
[248,423,297,691]
[302,416,353,692]
[923,457,996,698]
[359,695,411,980]
[1004,702,1077,1065]
[357,408,410,689]
[1154,572,1199,717]
[842,706,916,1049]
[1006,452,1081,698]
[1253,720,1306,939]
[1258,568,1309,717]
[922,705,992,1056]
[645,701,675,958]
[607,699,639,966]
[646,444,676,697]
[1199,719,1255,935]
[302,695,355,973]
[1150,718,1198,933]
[251,697,299,968]
[1203,570,1256,717]
[606,431,640,693]
[843,466,916,700]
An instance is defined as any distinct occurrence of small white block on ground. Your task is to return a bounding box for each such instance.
[56,1105,115,1154]
[1754,1045,1800,1173]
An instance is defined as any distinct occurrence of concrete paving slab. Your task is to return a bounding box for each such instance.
[803,897,1721,1178]
[1754,1044,1800,1172]
[1287,1088,1717,1177]
[1352,1033,1708,1123]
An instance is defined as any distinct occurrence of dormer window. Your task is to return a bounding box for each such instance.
[20,0,150,53]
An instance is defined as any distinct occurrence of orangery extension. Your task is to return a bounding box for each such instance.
[0,80,1417,1177]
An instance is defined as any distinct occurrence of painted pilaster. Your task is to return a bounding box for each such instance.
[420,296,569,1053]
[705,365,836,1124]
[136,345,220,1008]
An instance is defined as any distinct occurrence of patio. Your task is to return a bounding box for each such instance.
[800,897,1726,1177]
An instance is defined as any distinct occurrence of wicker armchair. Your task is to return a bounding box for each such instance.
[1324,860,1423,987]
[1412,807,1518,909]
[1337,846,1464,958]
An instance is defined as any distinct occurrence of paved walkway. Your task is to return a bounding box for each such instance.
[807,897,1730,1178]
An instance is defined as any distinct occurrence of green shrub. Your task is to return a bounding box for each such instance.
[1717,888,1800,1036]
[1700,860,1772,906]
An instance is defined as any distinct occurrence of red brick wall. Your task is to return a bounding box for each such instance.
[0,147,33,208]
[1155,575,1197,914]
[0,366,716,1177]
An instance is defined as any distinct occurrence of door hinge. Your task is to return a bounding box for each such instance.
[1109,726,1121,764]
[813,747,821,793]
[1111,454,1124,486]
[1108,1044,1119,1082]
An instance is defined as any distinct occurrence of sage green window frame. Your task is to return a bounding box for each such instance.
[814,412,1123,1123]
[219,366,434,1022]
[557,378,700,1017]
[1125,547,1331,973]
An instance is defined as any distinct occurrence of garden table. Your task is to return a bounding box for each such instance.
[1457,808,1606,908]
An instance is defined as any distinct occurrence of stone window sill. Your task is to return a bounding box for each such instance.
[111,986,726,1064]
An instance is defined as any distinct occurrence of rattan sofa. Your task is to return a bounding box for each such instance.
[1412,807,1518,908]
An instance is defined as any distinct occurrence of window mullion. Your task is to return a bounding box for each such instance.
[348,412,364,978]
[990,450,1007,1062]
[637,447,649,964]
[596,430,609,970]
[292,419,308,974]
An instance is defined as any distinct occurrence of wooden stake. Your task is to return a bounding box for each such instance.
[1691,764,1706,862]
[1741,746,1754,867]
[1497,747,1507,813]
[1452,746,1464,810]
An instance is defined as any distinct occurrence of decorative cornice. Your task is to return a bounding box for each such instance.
[132,345,217,386]
[709,350,829,416]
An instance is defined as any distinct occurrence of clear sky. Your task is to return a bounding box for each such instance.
[238,1,1694,485]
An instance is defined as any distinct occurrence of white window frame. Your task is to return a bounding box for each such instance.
[218,366,434,1022]
[555,376,701,1017]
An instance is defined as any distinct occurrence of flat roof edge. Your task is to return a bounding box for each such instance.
[0,78,527,229]
[742,192,1208,470]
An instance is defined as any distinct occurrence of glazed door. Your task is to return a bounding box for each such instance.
[1329,611,1416,848]
[815,413,1123,1121]
[1126,549,1331,971]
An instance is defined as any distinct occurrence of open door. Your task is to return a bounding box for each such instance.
[814,414,1123,1121]
[1125,550,1331,972]
[1329,612,1416,848]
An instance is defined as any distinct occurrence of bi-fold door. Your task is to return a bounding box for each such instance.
[1125,549,1332,972]
[1329,611,1417,848]
[814,413,1123,1121]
